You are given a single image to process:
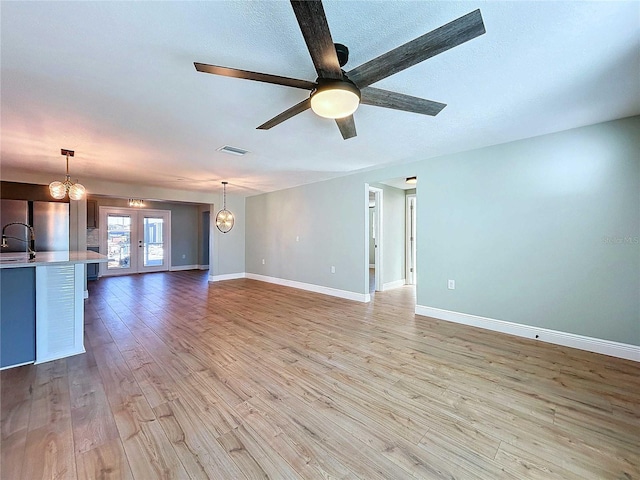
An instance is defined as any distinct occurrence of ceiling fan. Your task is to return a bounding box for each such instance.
[195,1,485,140]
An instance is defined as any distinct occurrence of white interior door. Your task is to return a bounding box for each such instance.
[406,194,417,285]
[369,187,383,292]
[100,207,171,276]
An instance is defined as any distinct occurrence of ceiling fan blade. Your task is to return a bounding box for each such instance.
[360,87,446,116]
[335,115,357,140]
[257,98,311,130]
[290,1,343,80]
[348,9,485,88]
[194,63,316,90]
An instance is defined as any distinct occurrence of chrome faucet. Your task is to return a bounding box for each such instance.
[1,222,36,260]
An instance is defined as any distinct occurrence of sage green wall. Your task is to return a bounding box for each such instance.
[212,194,245,276]
[246,176,364,291]
[168,203,199,267]
[416,117,639,345]
[246,116,640,345]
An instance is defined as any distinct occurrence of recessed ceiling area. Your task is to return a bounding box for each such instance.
[379,177,418,191]
[1,1,638,196]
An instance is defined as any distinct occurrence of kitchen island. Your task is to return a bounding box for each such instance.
[0,250,107,369]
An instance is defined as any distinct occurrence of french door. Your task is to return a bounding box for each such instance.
[99,207,171,277]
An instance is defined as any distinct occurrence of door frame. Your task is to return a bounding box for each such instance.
[405,194,416,285]
[99,206,172,277]
[367,186,384,293]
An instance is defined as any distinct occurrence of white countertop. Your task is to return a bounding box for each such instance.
[0,250,108,269]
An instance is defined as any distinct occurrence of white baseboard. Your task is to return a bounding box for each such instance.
[35,347,86,365]
[369,264,375,268]
[83,290,89,299]
[246,273,370,303]
[382,279,406,291]
[209,272,246,282]
[170,265,198,272]
[415,305,640,362]
[198,264,209,270]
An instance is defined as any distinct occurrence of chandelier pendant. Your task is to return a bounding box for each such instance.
[215,181,234,233]
[49,149,86,200]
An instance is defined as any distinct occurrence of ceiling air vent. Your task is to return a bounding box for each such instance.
[217,145,249,156]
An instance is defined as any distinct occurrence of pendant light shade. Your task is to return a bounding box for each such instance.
[68,183,86,200]
[49,181,67,199]
[49,149,85,200]
[215,181,234,233]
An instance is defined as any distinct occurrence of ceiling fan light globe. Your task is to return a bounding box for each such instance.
[68,183,86,200]
[49,181,67,199]
[310,82,361,119]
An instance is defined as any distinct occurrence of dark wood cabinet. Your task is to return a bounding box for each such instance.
[87,199,97,228]
[87,246,100,281]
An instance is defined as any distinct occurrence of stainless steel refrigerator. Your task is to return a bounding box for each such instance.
[0,199,69,252]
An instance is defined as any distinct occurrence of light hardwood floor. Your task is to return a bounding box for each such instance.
[2,270,639,479]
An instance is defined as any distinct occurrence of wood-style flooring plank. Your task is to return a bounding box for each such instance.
[91,341,189,479]
[0,365,36,480]
[21,360,77,480]
[75,438,133,480]
[2,271,638,480]
[67,344,120,458]
[153,398,247,479]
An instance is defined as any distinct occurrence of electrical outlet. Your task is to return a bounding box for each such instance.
[296,235,300,242]
[182,254,186,259]
[448,279,455,290]
[262,259,265,265]
[331,266,336,274]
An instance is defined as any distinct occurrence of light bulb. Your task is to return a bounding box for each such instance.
[68,183,86,200]
[49,181,66,199]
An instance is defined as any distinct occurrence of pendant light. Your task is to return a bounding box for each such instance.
[215,181,234,233]
[49,149,86,200]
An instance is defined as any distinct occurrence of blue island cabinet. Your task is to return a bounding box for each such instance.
[0,267,36,368]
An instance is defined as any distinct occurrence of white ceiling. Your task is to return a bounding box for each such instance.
[1,1,638,197]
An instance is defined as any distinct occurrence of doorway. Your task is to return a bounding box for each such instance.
[406,194,417,285]
[99,207,171,276]
[368,186,383,293]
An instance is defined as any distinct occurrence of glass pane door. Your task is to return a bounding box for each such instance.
[100,207,170,277]
[141,216,165,268]
[106,214,134,272]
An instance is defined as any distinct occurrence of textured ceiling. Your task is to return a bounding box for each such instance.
[1,1,639,197]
